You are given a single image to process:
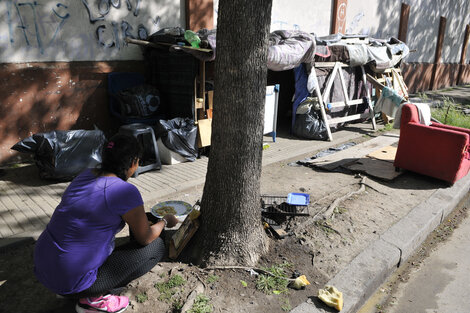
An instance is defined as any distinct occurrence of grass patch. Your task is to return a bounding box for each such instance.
[188,294,213,313]
[155,274,186,303]
[314,220,337,235]
[206,275,219,284]
[135,292,148,303]
[431,97,470,129]
[255,262,291,295]
[280,297,292,311]
[417,92,429,101]
[378,123,394,131]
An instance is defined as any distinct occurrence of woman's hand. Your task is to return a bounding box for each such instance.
[162,214,179,228]
[123,205,165,246]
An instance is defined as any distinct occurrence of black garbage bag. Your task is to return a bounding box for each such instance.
[293,108,328,140]
[115,84,161,118]
[155,118,198,161]
[11,129,106,180]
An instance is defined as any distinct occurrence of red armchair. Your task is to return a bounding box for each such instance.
[394,103,470,184]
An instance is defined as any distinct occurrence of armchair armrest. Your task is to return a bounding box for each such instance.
[429,123,470,137]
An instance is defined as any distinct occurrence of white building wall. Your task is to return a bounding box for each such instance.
[1,0,468,64]
[0,0,183,63]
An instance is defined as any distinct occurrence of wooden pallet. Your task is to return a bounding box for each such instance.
[368,67,409,124]
[311,62,377,141]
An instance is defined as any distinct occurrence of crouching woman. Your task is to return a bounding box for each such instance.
[34,134,178,313]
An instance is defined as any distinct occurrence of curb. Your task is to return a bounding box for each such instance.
[291,173,470,313]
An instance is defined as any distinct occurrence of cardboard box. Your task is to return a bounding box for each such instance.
[197,118,212,148]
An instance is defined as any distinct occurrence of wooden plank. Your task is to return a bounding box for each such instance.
[310,68,333,141]
[367,74,386,91]
[327,112,370,124]
[315,62,349,68]
[360,65,377,130]
[322,62,341,104]
[431,16,447,90]
[398,3,411,43]
[458,24,470,85]
[328,99,364,108]
[169,217,200,259]
[197,118,212,147]
[337,63,352,107]
[331,0,348,34]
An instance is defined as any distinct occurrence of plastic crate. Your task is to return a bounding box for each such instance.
[260,195,309,216]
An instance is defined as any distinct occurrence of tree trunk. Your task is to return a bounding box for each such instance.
[192,0,273,266]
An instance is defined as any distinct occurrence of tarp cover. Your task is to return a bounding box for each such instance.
[147,29,409,73]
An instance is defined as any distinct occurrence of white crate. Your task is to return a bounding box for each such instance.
[157,138,188,165]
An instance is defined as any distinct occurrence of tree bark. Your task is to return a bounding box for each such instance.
[192,0,273,266]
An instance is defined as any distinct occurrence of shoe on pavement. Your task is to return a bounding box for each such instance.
[75,294,129,313]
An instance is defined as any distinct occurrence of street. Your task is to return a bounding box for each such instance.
[359,196,470,313]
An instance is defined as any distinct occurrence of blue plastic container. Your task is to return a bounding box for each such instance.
[287,193,310,206]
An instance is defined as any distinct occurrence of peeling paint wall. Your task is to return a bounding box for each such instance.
[0,61,146,164]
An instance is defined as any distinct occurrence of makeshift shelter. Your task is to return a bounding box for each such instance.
[266,31,410,141]
[127,28,410,143]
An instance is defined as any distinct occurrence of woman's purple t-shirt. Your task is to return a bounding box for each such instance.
[34,169,143,295]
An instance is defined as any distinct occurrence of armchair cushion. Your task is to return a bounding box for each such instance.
[394,103,470,184]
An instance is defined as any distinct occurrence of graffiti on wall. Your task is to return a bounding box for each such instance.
[80,0,160,49]
[2,0,163,60]
[5,0,71,55]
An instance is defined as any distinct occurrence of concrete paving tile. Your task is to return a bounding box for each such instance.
[2,183,41,231]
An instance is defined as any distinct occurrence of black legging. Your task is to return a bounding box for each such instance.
[68,236,165,298]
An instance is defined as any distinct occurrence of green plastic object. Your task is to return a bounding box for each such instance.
[184,30,201,48]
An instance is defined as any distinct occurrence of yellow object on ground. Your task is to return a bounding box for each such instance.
[290,275,310,289]
[318,285,343,311]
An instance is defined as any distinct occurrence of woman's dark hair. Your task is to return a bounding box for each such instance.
[99,134,143,181]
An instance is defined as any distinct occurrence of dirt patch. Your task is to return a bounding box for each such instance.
[0,139,445,313]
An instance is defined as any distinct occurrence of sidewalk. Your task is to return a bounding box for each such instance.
[0,122,375,249]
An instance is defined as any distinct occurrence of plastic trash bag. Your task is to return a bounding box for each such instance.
[155,118,197,161]
[11,129,106,180]
[115,84,161,118]
[293,102,328,140]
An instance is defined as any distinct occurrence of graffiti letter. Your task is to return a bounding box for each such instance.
[98,0,110,16]
[121,21,135,45]
[137,24,148,40]
[96,25,114,48]
[125,0,132,11]
[14,2,30,46]
[17,2,43,53]
[111,0,121,9]
[49,3,70,45]
[6,0,14,44]
[111,21,120,49]
[134,0,141,16]
[81,0,105,24]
